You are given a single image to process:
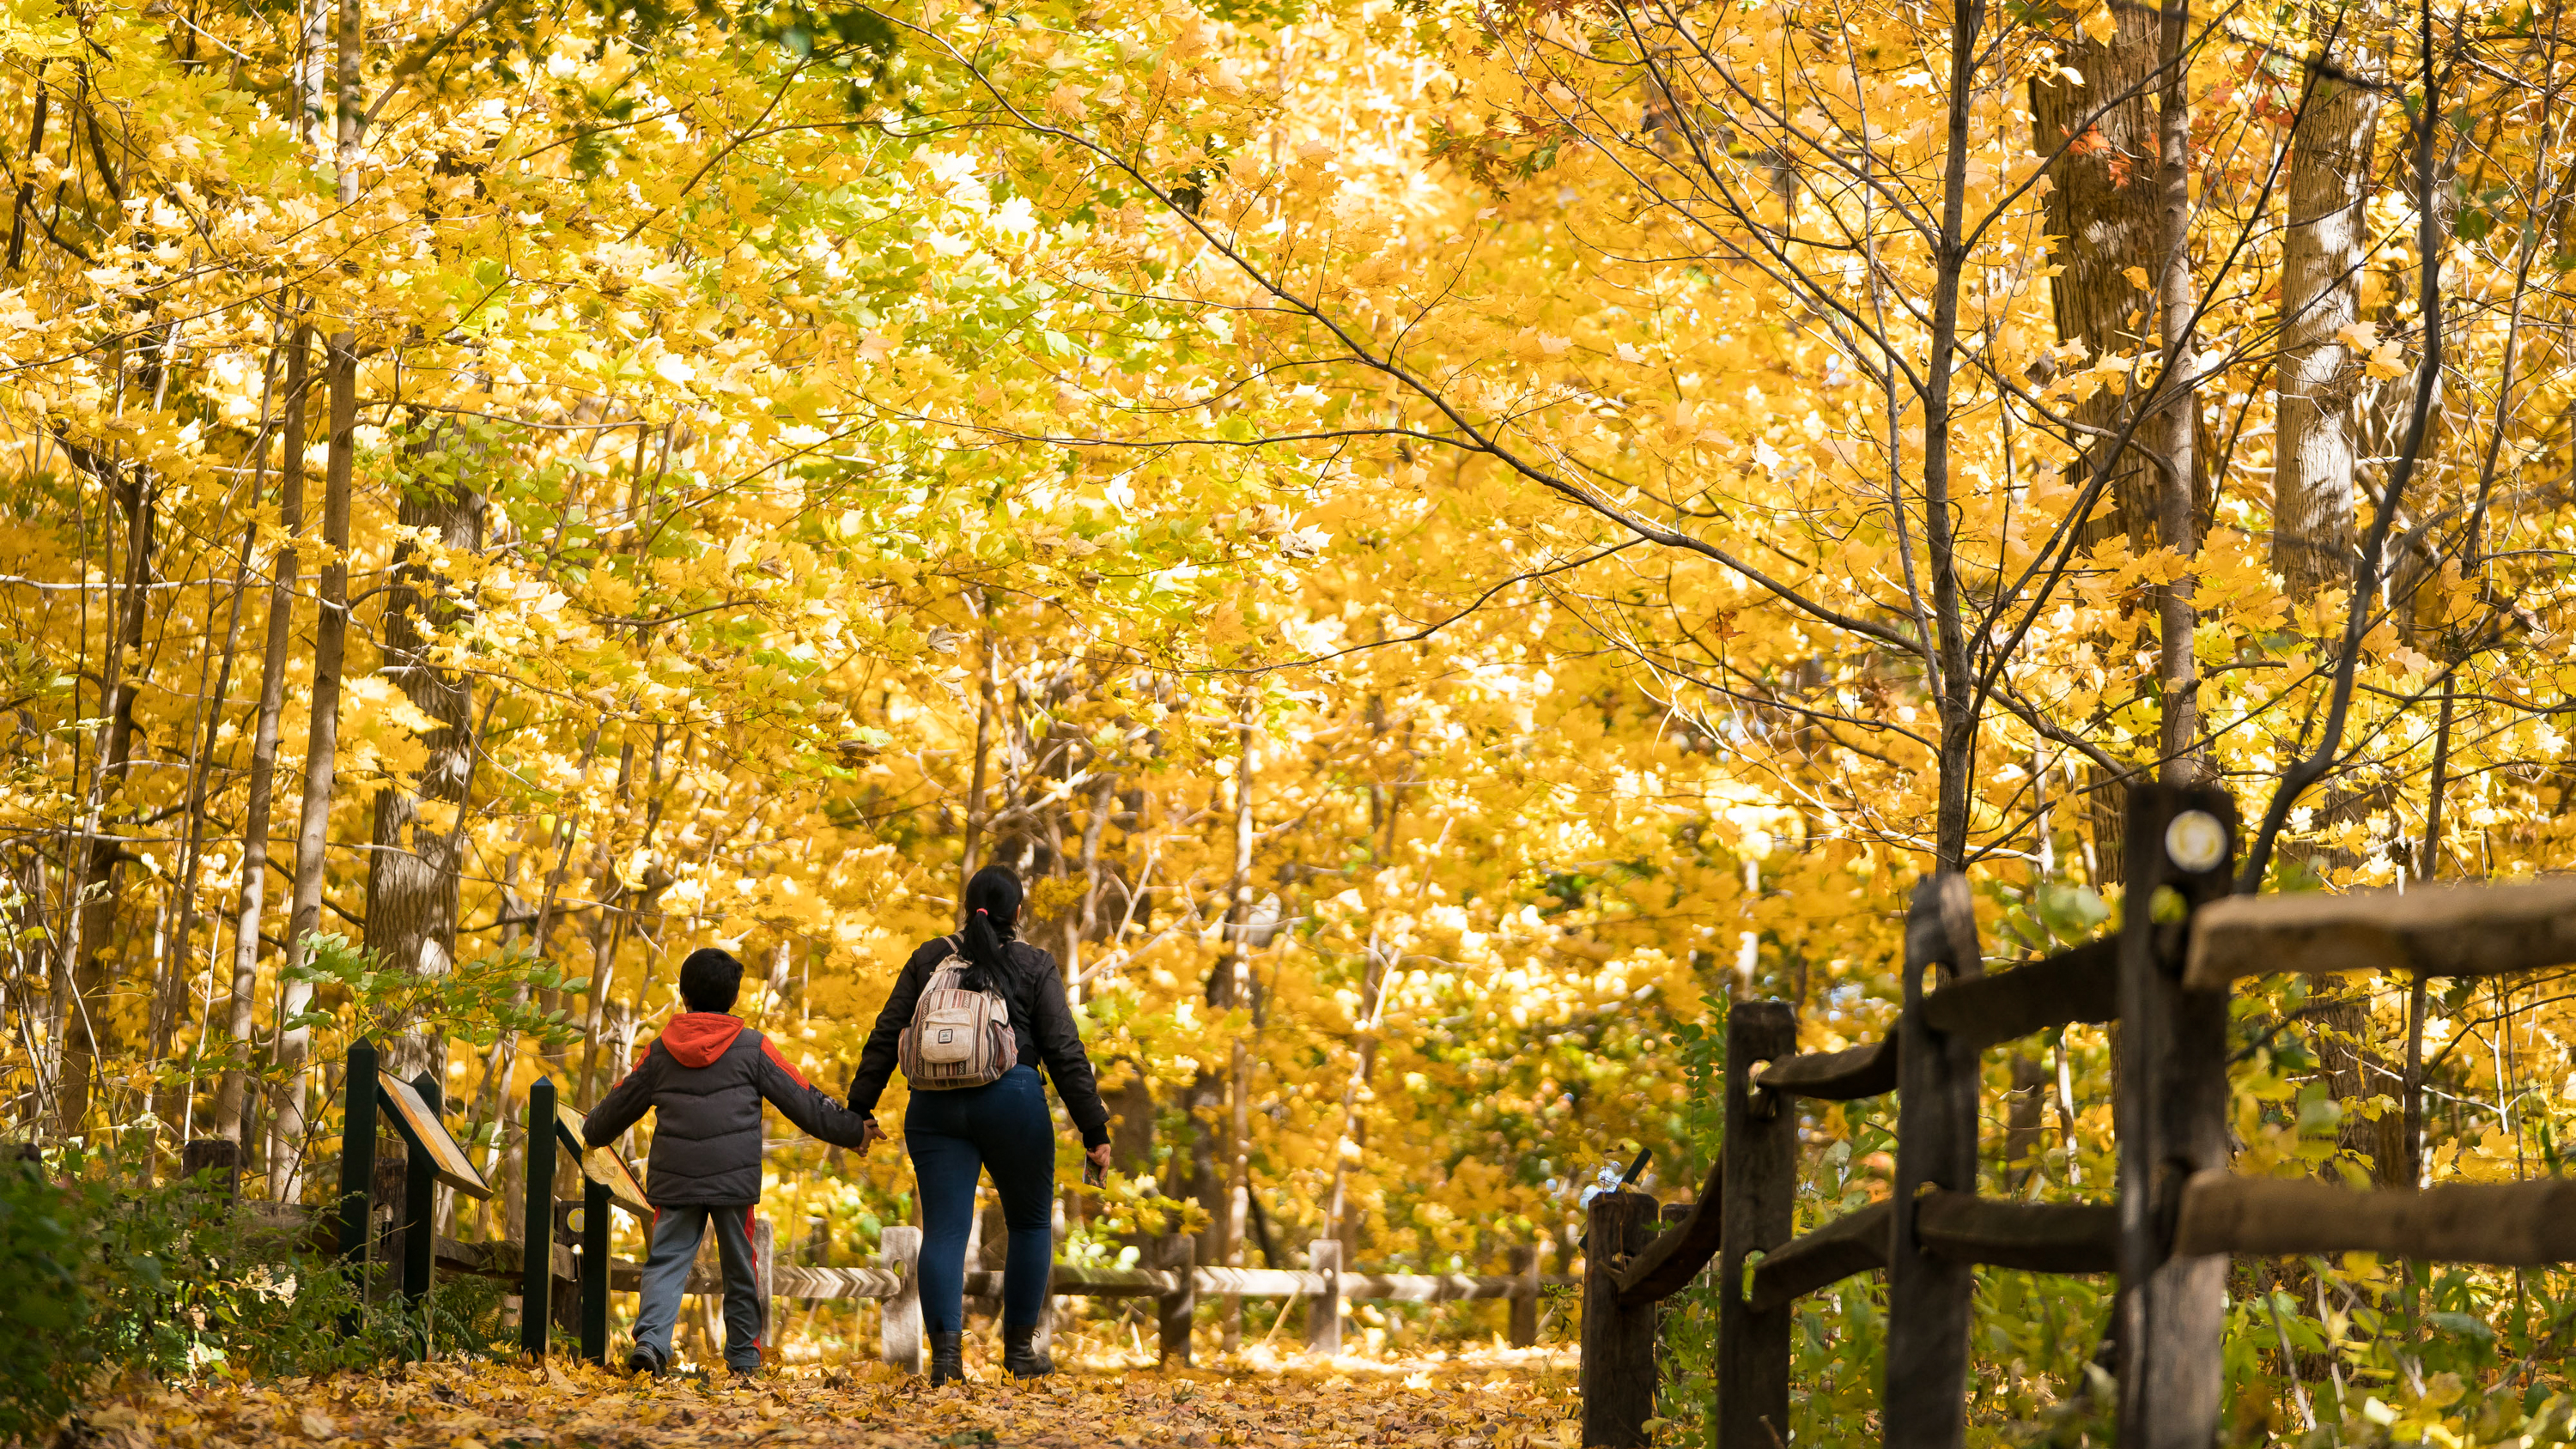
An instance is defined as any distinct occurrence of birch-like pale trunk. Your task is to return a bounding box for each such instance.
[215,320,309,1145]
[2275,27,2384,601]
[2152,0,2207,785]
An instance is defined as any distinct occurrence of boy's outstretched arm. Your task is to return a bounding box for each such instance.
[583,1050,658,1149]
[752,1036,876,1149]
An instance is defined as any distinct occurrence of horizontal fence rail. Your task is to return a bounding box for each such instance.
[2185,875,2576,988]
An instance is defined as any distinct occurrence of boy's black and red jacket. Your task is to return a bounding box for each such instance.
[582,1013,872,1206]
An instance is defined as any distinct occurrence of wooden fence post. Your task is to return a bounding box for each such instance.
[521,1077,556,1361]
[182,1138,242,1200]
[1508,1242,1540,1348]
[1306,1238,1343,1355]
[1157,1233,1197,1366]
[2114,784,2237,1449]
[1717,1000,1797,1449]
[1581,1190,1659,1447]
[880,1225,922,1373]
[1885,874,1984,1449]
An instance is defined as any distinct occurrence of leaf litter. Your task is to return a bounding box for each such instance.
[76,1349,1579,1449]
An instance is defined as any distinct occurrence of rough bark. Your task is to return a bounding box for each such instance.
[362,458,484,1085]
[2032,3,2165,549]
[2275,31,2384,601]
[2035,7,2163,874]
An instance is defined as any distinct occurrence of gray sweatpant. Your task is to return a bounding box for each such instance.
[632,1203,762,1370]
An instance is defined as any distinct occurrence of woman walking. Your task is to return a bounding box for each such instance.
[848,864,1114,1383]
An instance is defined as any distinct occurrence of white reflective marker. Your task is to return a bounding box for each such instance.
[2165,810,2227,873]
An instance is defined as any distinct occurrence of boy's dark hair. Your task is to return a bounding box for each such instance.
[678,948,744,1014]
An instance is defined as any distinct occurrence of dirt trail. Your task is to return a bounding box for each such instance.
[74,1350,1581,1449]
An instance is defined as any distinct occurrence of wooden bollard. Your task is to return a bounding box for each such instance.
[1156,1233,1196,1365]
[1306,1238,1343,1355]
[1580,1191,1659,1447]
[1717,1001,1797,1449]
[1508,1243,1540,1348]
[1885,875,1983,1449]
[2115,785,2237,1449]
[879,1225,923,1373]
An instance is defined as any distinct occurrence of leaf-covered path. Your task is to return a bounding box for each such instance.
[80,1351,1579,1449]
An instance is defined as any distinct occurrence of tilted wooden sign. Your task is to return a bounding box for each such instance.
[554,1102,649,1217]
[378,1072,490,1199]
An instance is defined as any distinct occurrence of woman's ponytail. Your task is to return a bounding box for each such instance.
[959,864,1024,991]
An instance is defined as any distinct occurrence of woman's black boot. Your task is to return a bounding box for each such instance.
[928,1331,965,1385]
[1001,1322,1054,1379]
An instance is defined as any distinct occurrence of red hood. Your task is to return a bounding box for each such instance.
[659,1013,746,1069]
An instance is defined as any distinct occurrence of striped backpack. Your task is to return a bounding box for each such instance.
[896,937,1018,1089]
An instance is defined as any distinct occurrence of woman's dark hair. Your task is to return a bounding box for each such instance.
[960,864,1023,989]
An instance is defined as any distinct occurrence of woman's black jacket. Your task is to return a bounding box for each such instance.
[847,937,1112,1149]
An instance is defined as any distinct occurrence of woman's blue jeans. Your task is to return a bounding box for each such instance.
[905,1064,1056,1332]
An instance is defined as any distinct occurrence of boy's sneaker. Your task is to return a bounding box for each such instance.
[624,1345,666,1377]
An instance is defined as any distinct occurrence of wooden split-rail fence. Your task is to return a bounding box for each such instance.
[1578,783,2576,1448]
[165,1050,1562,1370]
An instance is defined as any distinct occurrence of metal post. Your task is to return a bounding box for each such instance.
[336,1040,380,1338]
[580,1177,611,1365]
[2115,784,2237,1449]
[879,1225,923,1373]
[1885,875,1983,1449]
[401,1069,440,1352]
[1305,1238,1343,1355]
[1717,1001,1797,1449]
[521,1077,556,1361]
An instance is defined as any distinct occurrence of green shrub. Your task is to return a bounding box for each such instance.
[0,1161,88,1440]
[0,1154,513,1438]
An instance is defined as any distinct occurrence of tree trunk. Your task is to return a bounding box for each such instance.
[2274,28,2383,601]
[58,445,154,1137]
[152,518,258,1135]
[2153,0,2206,785]
[215,318,310,1145]
[2031,1,2164,551]
[1196,700,1259,1290]
[2034,4,2162,876]
[362,457,483,1085]
[270,0,365,1196]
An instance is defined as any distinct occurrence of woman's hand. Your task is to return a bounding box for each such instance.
[1084,1142,1113,1187]
[860,1119,888,1153]
[1087,1143,1113,1172]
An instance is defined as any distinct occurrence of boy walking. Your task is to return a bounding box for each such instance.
[584,947,872,1376]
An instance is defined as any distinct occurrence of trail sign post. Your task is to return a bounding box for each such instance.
[550,1102,647,1365]
[379,1066,493,1355]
